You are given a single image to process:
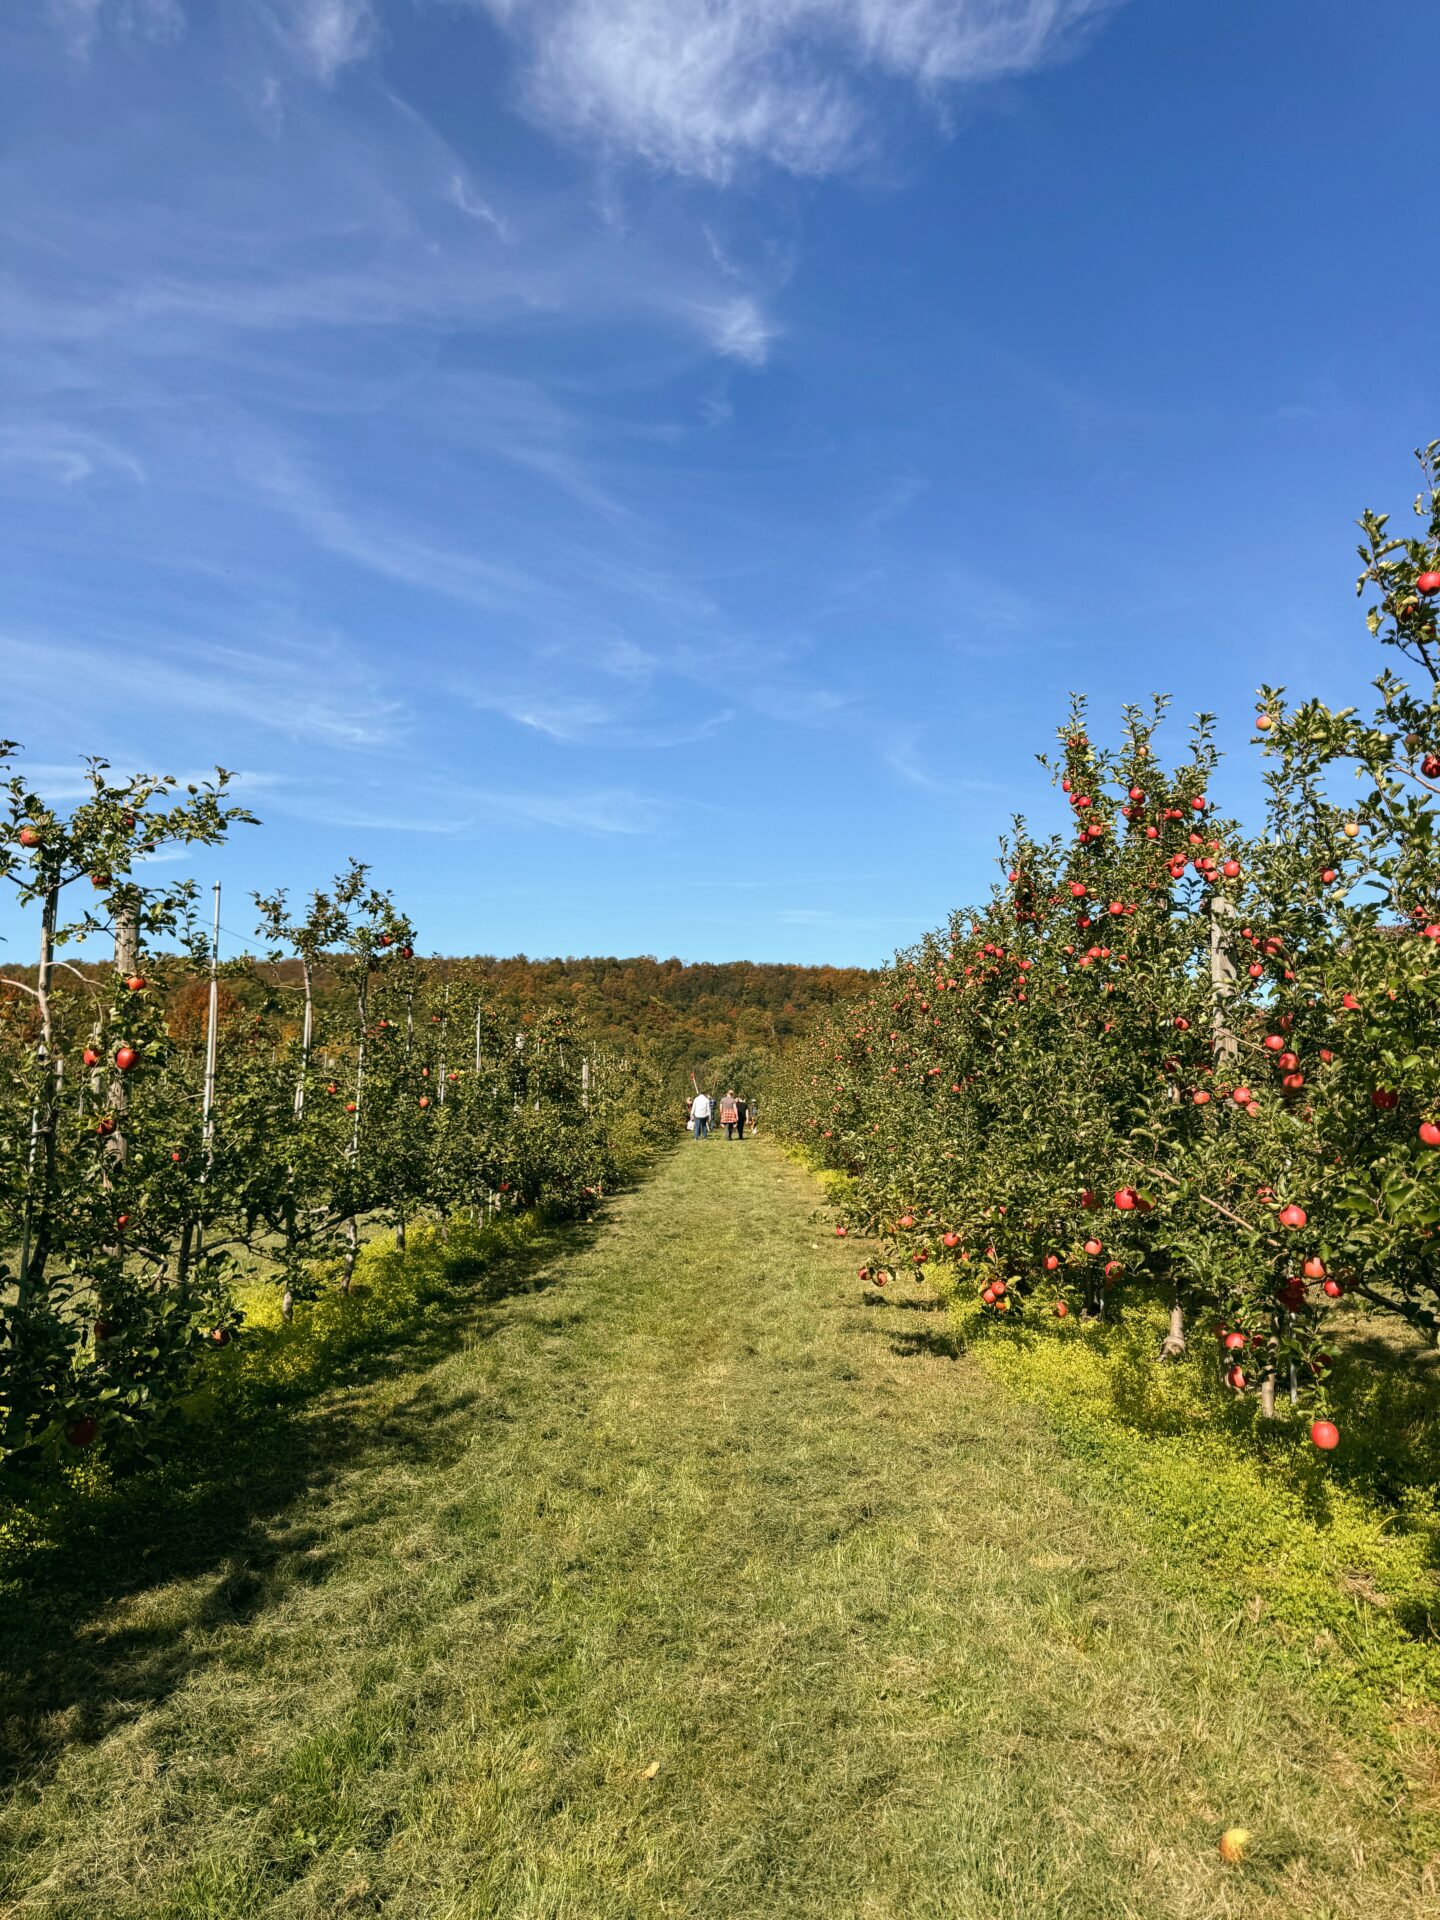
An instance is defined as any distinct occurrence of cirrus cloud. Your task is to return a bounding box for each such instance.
[472,0,1121,180]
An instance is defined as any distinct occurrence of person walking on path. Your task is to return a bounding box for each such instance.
[719,1090,739,1141]
[690,1088,712,1140]
[735,1096,748,1140]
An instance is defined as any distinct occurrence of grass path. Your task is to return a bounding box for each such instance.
[3,1139,1436,1918]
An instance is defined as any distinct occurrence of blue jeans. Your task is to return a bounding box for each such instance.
[693,1115,710,1139]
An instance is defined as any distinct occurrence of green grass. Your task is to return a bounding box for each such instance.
[2,1139,1438,1917]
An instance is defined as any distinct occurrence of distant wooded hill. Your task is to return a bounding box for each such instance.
[305,955,877,1082]
[447,956,877,1081]
[3,948,876,1091]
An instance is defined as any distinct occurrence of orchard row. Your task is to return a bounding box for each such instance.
[775,441,1440,1452]
[1,792,662,1463]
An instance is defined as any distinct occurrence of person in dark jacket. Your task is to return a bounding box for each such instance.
[735,1097,748,1139]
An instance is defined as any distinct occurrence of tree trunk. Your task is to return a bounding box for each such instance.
[1157,1294,1187,1361]
[107,900,140,1174]
[175,1217,195,1305]
[340,969,368,1294]
[1258,1315,1280,1419]
[1209,895,1239,1063]
[294,956,314,1118]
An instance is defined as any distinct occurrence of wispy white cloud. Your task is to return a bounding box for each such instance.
[446,170,511,239]
[0,425,146,487]
[1,621,408,750]
[882,735,1008,796]
[283,0,378,83]
[48,0,184,60]
[472,0,1119,180]
[7,759,285,804]
[462,683,734,747]
[692,294,775,366]
[275,774,664,835]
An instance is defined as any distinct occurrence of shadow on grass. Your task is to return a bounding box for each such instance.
[0,1205,603,1799]
[885,1327,962,1362]
[879,1281,1440,1609]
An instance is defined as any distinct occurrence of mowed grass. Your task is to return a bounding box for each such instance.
[2,1139,1437,1918]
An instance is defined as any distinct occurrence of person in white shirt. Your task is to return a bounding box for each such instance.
[689,1090,712,1140]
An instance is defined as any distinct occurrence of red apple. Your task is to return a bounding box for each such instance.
[942,1231,960,1249]
[835,1225,848,1237]
[65,1415,99,1448]
[418,1095,431,1109]
[1053,1300,1068,1317]
[114,1046,138,1073]
[1417,571,1440,594]
[1277,1204,1307,1229]
[1302,1256,1325,1280]
[1083,1237,1102,1257]
[1309,1419,1340,1451]
[1420,1121,1440,1148]
[1114,1187,1138,1211]
[82,1047,100,1067]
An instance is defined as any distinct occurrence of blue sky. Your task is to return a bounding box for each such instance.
[3,0,1437,967]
